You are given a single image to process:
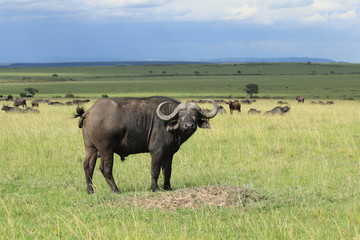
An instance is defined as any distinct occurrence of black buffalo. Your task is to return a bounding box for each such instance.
[14,98,27,108]
[265,106,291,115]
[296,96,305,103]
[2,105,24,113]
[73,99,90,104]
[241,99,251,104]
[24,107,40,114]
[74,96,218,194]
[218,105,226,114]
[248,108,261,114]
[228,101,241,114]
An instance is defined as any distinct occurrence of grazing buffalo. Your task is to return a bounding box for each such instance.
[74,96,218,194]
[218,105,226,114]
[277,100,289,105]
[2,105,24,113]
[14,98,27,108]
[34,99,49,103]
[73,99,90,104]
[296,96,305,103]
[6,95,13,101]
[31,101,39,108]
[248,108,261,114]
[310,100,334,105]
[241,99,251,104]
[24,107,40,114]
[265,106,291,115]
[228,101,241,114]
[48,101,64,105]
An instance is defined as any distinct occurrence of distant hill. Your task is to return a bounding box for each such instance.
[210,57,336,63]
[0,61,207,68]
[0,57,336,68]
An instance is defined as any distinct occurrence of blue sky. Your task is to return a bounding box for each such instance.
[0,0,360,63]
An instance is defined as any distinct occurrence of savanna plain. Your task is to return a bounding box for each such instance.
[0,63,359,239]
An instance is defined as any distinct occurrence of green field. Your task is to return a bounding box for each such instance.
[0,63,360,239]
[1,62,360,99]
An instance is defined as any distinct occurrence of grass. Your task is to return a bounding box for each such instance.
[1,62,360,99]
[0,98,359,239]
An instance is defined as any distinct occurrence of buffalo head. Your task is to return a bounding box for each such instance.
[282,106,291,113]
[156,100,218,133]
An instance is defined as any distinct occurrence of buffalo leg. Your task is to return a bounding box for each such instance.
[162,156,173,191]
[83,146,98,194]
[150,153,163,192]
[99,151,120,193]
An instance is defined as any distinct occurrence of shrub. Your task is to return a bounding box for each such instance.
[65,93,75,98]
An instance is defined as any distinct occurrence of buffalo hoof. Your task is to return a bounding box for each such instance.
[151,188,160,192]
[164,185,173,191]
[87,186,95,194]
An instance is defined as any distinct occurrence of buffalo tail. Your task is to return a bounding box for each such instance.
[74,106,86,128]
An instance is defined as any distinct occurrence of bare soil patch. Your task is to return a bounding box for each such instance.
[127,185,266,210]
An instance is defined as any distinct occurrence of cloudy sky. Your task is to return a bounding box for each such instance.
[0,0,359,63]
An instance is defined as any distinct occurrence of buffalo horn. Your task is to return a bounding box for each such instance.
[198,99,218,119]
[156,102,186,121]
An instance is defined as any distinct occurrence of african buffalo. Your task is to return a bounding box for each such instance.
[24,107,40,113]
[241,99,251,104]
[48,101,64,105]
[277,100,289,105]
[296,96,305,103]
[228,101,241,114]
[31,101,39,108]
[218,105,226,114]
[6,95,13,101]
[73,99,90,104]
[14,98,27,108]
[264,106,291,115]
[74,96,218,194]
[2,105,24,113]
[248,108,261,114]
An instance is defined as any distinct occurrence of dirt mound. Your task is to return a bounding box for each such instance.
[128,185,266,210]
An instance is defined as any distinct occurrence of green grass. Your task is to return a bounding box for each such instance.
[1,62,360,99]
[0,99,359,239]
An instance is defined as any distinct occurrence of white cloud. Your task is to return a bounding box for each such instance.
[332,10,357,19]
[303,13,328,22]
[310,1,345,11]
[268,0,313,9]
[223,4,258,20]
[82,0,170,8]
[0,0,359,25]
[303,9,357,22]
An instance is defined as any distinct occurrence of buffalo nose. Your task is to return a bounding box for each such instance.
[184,122,195,129]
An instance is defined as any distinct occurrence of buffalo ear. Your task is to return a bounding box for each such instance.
[198,120,210,129]
[166,120,180,131]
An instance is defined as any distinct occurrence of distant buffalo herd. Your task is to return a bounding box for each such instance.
[1,97,90,114]
[1,96,335,116]
[191,96,334,116]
